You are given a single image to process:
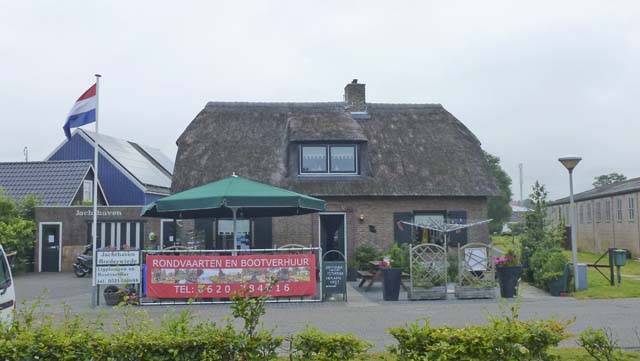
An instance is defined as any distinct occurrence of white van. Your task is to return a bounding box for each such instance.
[0,244,15,325]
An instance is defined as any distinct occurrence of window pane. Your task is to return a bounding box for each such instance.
[301,146,327,173]
[330,146,356,173]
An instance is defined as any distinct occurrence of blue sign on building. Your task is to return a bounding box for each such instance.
[47,129,173,205]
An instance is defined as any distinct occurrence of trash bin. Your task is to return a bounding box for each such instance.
[576,263,587,291]
[613,249,627,266]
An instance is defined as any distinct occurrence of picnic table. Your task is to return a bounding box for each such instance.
[357,261,410,292]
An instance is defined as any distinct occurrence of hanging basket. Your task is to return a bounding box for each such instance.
[103,285,124,306]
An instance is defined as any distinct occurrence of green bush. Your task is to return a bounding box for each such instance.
[529,248,568,290]
[389,303,570,361]
[0,297,283,361]
[291,327,372,360]
[353,243,381,271]
[578,327,623,361]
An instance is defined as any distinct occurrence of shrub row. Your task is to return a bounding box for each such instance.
[388,304,571,361]
[0,299,575,361]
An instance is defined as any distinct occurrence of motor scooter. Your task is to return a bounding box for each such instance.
[73,244,92,277]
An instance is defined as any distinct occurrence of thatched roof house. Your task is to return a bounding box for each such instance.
[171,80,498,254]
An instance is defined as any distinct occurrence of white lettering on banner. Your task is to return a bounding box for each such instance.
[96,266,140,285]
[239,258,310,268]
[75,210,123,217]
[149,257,311,269]
[96,251,140,266]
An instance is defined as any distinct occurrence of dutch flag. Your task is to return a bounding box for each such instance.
[63,83,97,139]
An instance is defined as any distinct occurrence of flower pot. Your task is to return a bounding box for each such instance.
[103,285,124,306]
[382,267,402,301]
[497,265,522,298]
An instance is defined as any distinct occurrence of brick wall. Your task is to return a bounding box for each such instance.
[272,196,489,260]
[35,206,162,272]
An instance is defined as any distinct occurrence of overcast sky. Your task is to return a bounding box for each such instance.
[1,1,639,200]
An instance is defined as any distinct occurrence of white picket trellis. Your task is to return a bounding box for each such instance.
[455,243,497,299]
[409,243,447,300]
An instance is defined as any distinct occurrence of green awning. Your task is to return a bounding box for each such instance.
[141,175,325,219]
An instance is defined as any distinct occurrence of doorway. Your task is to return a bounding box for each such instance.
[319,213,346,261]
[39,223,61,272]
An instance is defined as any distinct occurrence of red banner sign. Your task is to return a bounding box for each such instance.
[145,254,316,299]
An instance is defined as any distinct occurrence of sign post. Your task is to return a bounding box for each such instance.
[322,250,347,302]
[95,250,141,305]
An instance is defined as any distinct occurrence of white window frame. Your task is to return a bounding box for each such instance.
[83,180,93,202]
[595,201,601,223]
[629,197,635,223]
[617,198,623,223]
[299,144,358,176]
[605,199,611,223]
[579,204,584,224]
[587,204,592,224]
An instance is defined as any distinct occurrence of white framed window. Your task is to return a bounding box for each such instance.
[579,204,584,224]
[587,204,592,224]
[617,198,623,222]
[300,144,357,175]
[595,202,601,223]
[83,180,93,202]
[605,199,611,223]
[629,197,635,222]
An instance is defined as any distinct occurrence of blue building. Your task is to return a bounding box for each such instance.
[47,129,173,205]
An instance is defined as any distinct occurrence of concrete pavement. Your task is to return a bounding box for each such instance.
[14,273,640,351]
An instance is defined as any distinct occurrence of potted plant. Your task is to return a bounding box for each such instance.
[494,249,522,298]
[381,244,404,301]
[103,285,124,306]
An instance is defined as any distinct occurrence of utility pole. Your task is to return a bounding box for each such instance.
[519,163,523,205]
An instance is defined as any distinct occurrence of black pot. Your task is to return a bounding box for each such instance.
[103,285,123,306]
[382,267,402,301]
[497,265,522,298]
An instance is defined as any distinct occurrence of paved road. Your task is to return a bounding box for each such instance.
[14,273,640,351]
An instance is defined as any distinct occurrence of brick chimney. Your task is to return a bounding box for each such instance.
[344,79,366,111]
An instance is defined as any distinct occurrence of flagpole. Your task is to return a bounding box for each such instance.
[91,74,102,307]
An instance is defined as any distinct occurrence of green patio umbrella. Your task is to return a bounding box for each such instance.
[141,174,325,249]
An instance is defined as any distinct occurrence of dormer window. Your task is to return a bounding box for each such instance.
[300,144,357,175]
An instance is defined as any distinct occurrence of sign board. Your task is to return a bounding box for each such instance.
[145,254,317,299]
[96,266,141,285]
[96,251,140,266]
[322,261,346,300]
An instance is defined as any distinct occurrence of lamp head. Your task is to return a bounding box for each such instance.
[558,156,582,172]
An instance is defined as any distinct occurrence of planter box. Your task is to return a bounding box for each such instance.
[497,265,523,298]
[409,286,447,300]
[454,285,496,299]
[382,268,402,301]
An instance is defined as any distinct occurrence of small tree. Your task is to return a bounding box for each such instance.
[0,189,38,271]
[520,181,548,281]
[484,151,513,234]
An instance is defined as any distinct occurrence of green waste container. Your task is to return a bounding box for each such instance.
[548,263,570,296]
[613,249,627,266]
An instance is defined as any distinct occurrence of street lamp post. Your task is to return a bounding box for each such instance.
[558,156,582,291]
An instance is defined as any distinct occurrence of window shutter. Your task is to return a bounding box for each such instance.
[393,212,413,245]
[447,210,467,247]
[253,217,272,249]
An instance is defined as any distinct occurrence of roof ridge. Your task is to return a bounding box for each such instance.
[0,160,91,165]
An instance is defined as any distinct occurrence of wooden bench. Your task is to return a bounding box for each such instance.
[357,270,411,291]
[357,270,374,287]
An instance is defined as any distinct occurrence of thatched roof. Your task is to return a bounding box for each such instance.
[173,101,498,197]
